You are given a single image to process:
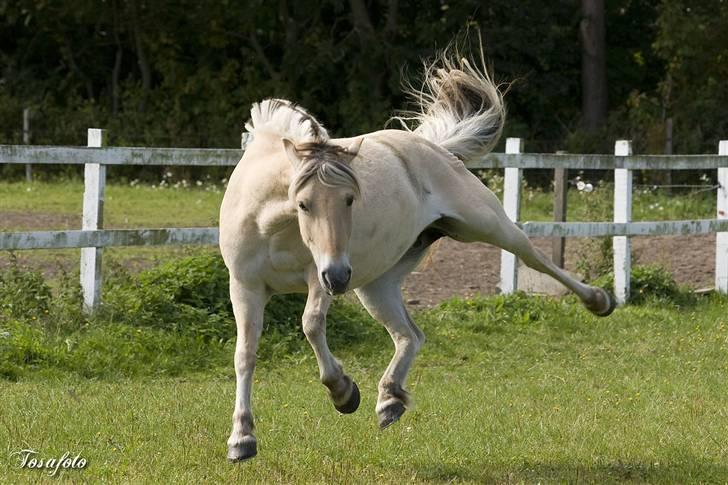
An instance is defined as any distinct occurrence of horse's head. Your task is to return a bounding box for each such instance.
[283,137,363,295]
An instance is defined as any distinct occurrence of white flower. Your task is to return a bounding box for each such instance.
[584,183,594,193]
[576,181,586,191]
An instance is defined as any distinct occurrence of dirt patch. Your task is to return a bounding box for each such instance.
[0,211,81,231]
[402,234,717,307]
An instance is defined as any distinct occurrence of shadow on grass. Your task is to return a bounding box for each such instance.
[412,459,728,483]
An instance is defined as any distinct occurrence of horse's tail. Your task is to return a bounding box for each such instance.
[392,44,505,163]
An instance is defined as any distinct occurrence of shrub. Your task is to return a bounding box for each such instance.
[0,257,53,320]
[0,253,381,379]
[594,264,694,305]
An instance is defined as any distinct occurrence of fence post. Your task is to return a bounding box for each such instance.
[716,140,728,294]
[499,137,523,294]
[80,129,107,312]
[552,153,568,267]
[613,140,633,304]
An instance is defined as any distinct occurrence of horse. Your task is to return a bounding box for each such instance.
[219,47,615,462]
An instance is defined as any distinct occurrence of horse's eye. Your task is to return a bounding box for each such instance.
[345,195,354,207]
[298,201,309,212]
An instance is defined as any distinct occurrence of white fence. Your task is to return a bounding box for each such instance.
[1,130,727,311]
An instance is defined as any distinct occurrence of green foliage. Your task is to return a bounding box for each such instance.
[5,0,721,184]
[438,292,574,331]
[595,264,695,306]
[0,256,53,320]
[0,252,383,379]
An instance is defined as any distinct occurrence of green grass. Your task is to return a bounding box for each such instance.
[2,291,727,483]
[0,180,224,275]
[0,178,717,231]
[0,180,223,229]
[476,171,716,223]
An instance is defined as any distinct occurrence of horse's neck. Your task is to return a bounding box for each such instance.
[243,133,298,236]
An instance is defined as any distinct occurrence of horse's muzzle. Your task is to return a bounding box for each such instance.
[321,265,352,295]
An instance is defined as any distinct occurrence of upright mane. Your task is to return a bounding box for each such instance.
[245,98,359,197]
[245,98,329,145]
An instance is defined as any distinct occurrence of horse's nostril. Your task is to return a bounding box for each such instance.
[345,268,352,280]
[321,271,330,287]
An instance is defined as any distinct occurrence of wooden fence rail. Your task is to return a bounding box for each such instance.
[1,130,727,311]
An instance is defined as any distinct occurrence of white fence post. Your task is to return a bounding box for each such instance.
[80,129,107,312]
[499,137,523,294]
[613,140,633,304]
[716,140,728,294]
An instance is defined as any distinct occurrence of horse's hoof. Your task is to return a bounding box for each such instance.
[335,381,360,414]
[592,288,617,317]
[378,400,406,429]
[227,436,257,463]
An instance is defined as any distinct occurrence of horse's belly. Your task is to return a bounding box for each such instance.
[347,207,432,288]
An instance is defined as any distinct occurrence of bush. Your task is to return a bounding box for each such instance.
[0,258,53,320]
[0,253,380,379]
[594,264,694,305]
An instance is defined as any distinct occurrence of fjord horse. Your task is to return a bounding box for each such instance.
[219,49,615,461]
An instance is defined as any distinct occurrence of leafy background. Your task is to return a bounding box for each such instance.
[1,0,725,163]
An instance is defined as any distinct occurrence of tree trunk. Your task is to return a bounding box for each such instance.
[385,0,399,36]
[130,0,151,111]
[580,0,607,131]
[111,0,123,116]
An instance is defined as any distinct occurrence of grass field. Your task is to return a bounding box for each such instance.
[0,177,717,231]
[1,178,725,482]
[2,290,727,483]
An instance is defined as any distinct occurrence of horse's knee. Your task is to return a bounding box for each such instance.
[302,308,326,339]
[234,348,256,372]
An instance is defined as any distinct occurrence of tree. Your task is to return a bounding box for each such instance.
[580,0,608,131]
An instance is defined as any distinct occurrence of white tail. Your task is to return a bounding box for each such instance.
[393,45,505,163]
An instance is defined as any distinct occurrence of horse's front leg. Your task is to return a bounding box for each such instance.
[227,278,266,462]
[355,277,424,429]
[303,271,360,413]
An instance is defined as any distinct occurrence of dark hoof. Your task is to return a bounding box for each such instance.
[592,289,617,317]
[378,400,406,429]
[334,381,360,414]
[227,437,257,463]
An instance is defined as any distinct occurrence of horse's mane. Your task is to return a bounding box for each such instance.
[245,98,359,197]
[291,142,360,197]
[245,98,329,145]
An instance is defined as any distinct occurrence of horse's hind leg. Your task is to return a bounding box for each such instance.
[354,234,434,428]
[441,180,615,315]
[303,272,360,414]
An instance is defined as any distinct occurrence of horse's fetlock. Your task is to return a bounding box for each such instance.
[232,410,255,435]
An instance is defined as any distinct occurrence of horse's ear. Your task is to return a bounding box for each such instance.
[282,138,301,167]
[345,138,364,157]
